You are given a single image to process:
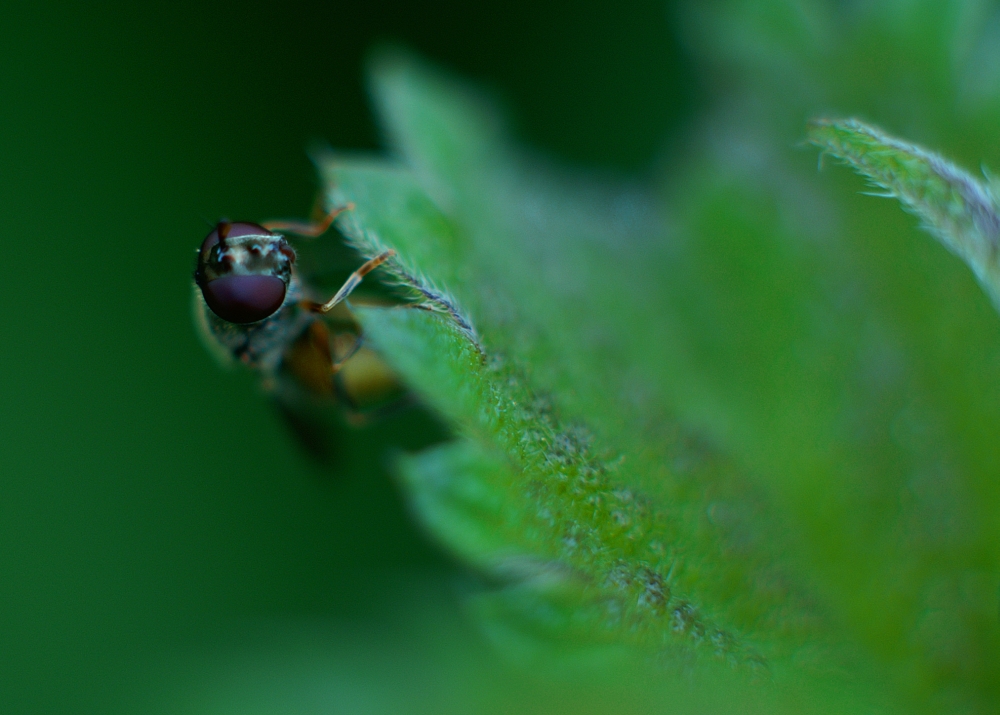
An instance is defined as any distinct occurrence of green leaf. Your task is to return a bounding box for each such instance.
[298,3,1000,711]
[354,304,771,670]
[809,117,1000,311]
[310,51,906,711]
[665,5,1000,712]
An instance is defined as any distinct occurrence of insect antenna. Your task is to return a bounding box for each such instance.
[216,220,232,247]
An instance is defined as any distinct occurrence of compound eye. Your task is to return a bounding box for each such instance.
[201,274,286,324]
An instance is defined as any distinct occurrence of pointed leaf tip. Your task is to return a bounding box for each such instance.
[808,117,1000,311]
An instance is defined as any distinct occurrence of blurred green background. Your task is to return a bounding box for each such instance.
[0,1,694,712]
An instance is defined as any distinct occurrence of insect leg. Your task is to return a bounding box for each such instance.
[262,203,354,237]
[330,333,364,372]
[307,250,396,314]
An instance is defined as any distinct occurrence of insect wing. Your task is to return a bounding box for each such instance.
[270,390,339,464]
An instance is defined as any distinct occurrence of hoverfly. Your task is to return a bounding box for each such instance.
[192,206,402,457]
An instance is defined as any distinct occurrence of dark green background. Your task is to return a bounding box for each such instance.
[0,2,693,712]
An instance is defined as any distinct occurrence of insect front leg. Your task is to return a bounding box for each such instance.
[303,250,397,314]
[262,203,354,237]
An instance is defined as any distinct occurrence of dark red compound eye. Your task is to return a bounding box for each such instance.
[202,274,287,324]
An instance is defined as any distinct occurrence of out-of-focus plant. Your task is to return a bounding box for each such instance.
[809,117,1000,312]
[278,1,1000,712]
